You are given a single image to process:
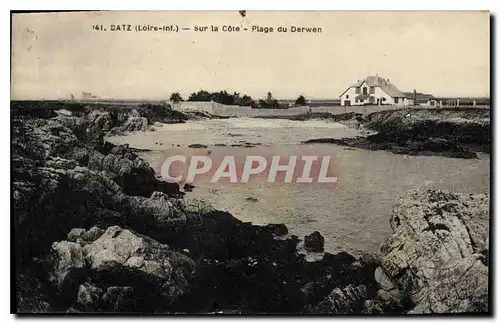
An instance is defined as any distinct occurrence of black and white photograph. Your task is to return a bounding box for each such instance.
[11,10,491,315]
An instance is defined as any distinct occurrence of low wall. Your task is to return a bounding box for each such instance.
[171,101,253,115]
[171,101,215,114]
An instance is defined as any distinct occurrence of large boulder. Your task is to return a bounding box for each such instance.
[46,225,196,312]
[368,189,489,314]
[47,241,87,296]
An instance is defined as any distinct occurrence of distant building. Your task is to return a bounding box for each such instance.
[339,75,410,106]
[404,92,435,106]
[277,99,296,108]
[81,91,99,100]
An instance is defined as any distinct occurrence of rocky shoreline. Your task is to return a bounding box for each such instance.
[303,108,490,159]
[13,102,489,314]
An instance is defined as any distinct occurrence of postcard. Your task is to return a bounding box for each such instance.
[11,10,490,315]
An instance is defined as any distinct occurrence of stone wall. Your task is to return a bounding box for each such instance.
[171,101,215,114]
[171,101,253,115]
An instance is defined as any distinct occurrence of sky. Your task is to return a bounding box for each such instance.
[11,11,490,100]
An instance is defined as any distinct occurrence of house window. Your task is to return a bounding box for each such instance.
[394,97,399,104]
[370,87,375,94]
[355,87,360,94]
[346,94,349,99]
[363,87,368,95]
[370,96,375,103]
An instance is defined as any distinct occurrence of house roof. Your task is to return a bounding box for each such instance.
[340,75,406,98]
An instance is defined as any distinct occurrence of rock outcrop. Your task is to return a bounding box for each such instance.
[87,142,182,197]
[88,110,115,132]
[47,226,196,312]
[304,108,490,158]
[313,285,367,314]
[364,108,490,150]
[12,114,185,265]
[120,110,149,132]
[365,189,489,314]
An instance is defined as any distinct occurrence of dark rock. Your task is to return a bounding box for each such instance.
[86,142,182,198]
[67,228,86,242]
[257,112,359,122]
[303,108,489,159]
[77,281,103,309]
[16,274,53,313]
[137,103,187,124]
[304,231,324,252]
[364,292,406,314]
[245,197,258,202]
[11,101,59,119]
[101,286,137,312]
[262,223,288,236]
[358,252,382,268]
[183,183,196,192]
[188,144,208,148]
[170,209,379,313]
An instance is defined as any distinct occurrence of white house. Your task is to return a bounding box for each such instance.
[339,75,410,106]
